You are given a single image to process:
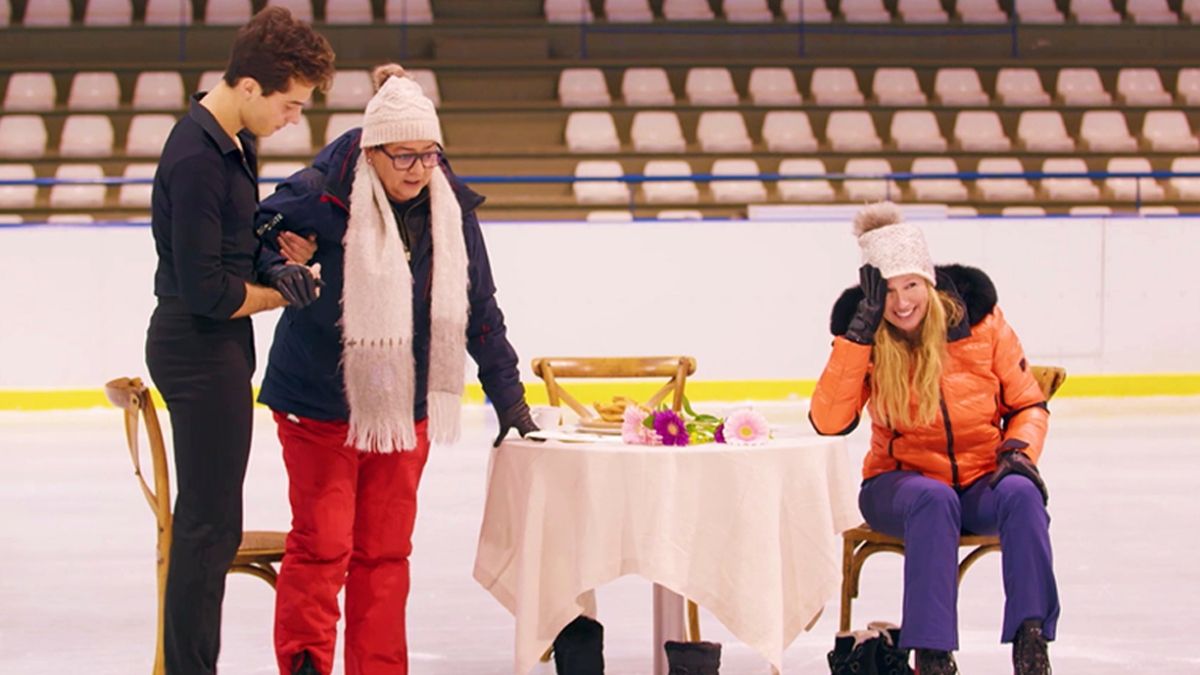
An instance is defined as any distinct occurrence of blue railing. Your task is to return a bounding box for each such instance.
[3,169,1199,214]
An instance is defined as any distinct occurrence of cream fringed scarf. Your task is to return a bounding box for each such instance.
[341,154,468,452]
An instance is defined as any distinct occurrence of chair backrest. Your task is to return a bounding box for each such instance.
[104,376,172,672]
[531,356,697,420]
[1030,365,1066,400]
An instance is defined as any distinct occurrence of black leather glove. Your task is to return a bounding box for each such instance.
[493,398,539,447]
[843,264,887,345]
[988,438,1049,505]
[263,264,320,309]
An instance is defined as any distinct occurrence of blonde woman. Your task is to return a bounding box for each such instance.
[810,203,1058,675]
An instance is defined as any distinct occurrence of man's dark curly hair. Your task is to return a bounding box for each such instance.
[223,6,335,95]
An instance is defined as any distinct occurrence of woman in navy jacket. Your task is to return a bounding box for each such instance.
[256,66,536,675]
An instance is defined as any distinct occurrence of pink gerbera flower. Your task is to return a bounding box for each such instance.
[622,405,658,445]
[723,409,769,446]
[653,410,690,446]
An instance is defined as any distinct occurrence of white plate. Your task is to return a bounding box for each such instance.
[525,430,626,444]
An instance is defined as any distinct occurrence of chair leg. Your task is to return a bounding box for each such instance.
[686,599,701,642]
[840,537,856,632]
[540,645,553,663]
[228,561,279,588]
[957,544,1000,584]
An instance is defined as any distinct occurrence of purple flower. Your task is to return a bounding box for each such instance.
[653,410,690,446]
[714,422,726,444]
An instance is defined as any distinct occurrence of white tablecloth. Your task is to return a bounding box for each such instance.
[473,437,861,674]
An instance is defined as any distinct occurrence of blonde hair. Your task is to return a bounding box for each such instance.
[870,284,964,428]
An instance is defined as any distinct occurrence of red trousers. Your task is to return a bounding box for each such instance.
[272,412,430,675]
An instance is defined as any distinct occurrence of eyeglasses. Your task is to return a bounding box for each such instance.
[375,146,442,171]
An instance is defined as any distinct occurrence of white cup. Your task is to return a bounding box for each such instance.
[531,405,562,429]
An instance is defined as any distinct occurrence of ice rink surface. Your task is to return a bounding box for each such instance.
[2,397,1197,674]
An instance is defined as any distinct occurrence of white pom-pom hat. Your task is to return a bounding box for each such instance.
[853,202,935,285]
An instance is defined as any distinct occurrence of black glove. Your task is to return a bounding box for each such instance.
[843,264,887,345]
[263,264,320,309]
[988,438,1049,505]
[493,398,539,447]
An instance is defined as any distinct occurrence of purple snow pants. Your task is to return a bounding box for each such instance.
[858,470,1060,652]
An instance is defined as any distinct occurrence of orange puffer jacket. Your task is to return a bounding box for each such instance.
[810,265,1048,489]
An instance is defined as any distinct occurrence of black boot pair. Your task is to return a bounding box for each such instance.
[1013,619,1052,675]
[828,622,913,675]
[553,615,605,675]
[914,649,957,675]
[291,651,319,675]
[664,640,722,675]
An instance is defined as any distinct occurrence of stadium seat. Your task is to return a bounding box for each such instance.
[976,158,1036,201]
[323,113,360,144]
[133,71,185,109]
[258,117,313,156]
[573,160,630,204]
[1017,111,1075,152]
[68,72,121,110]
[685,68,739,105]
[954,111,1011,151]
[49,163,107,208]
[3,72,56,111]
[890,110,947,152]
[623,68,675,105]
[710,159,768,203]
[873,67,927,105]
[696,111,753,152]
[118,163,157,208]
[0,115,48,158]
[559,68,611,106]
[60,114,114,157]
[566,111,622,152]
[1056,68,1112,105]
[1177,68,1200,106]
[777,158,836,202]
[605,0,655,22]
[125,114,176,157]
[258,161,305,201]
[642,160,699,203]
[1079,110,1138,152]
[780,0,833,22]
[898,0,949,22]
[545,0,595,22]
[631,111,687,152]
[723,0,775,22]
[1169,157,1200,200]
[203,0,250,25]
[840,0,892,22]
[1016,0,1064,23]
[143,0,193,25]
[996,68,1051,106]
[408,70,441,107]
[1040,158,1100,201]
[935,68,989,106]
[1141,110,1200,152]
[956,0,1008,22]
[843,158,899,201]
[1126,0,1177,23]
[266,0,312,22]
[1069,0,1120,24]
[1104,157,1165,202]
[325,0,374,23]
[662,0,714,20]
[326,70,374,108]
[761,111,818,152]
[23,0,72,26]
[810,68,865,106]
[748,67,802,105]
[385,0,434,23]
[1116,68,1173,106]
[0,163,38,207]
[84,0,133,25]
[826,111,883,151]
[909,157,969,202]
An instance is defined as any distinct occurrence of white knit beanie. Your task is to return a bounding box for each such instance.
[853,202,936,285]
[360,73,443,148]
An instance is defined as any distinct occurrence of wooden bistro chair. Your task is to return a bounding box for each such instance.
[838,365,1067,632]
[105,376,286,675]
[529,356,706,648]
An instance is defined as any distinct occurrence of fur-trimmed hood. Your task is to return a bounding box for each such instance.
[830,264,998,339]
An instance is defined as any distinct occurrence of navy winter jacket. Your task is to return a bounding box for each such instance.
[255,129,524,422]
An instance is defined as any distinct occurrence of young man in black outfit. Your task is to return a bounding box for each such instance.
[143,8,334,674]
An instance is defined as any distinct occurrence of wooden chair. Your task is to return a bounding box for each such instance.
[105,377,286,675]
[529,356,705,644]
[838,365,1066,632]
